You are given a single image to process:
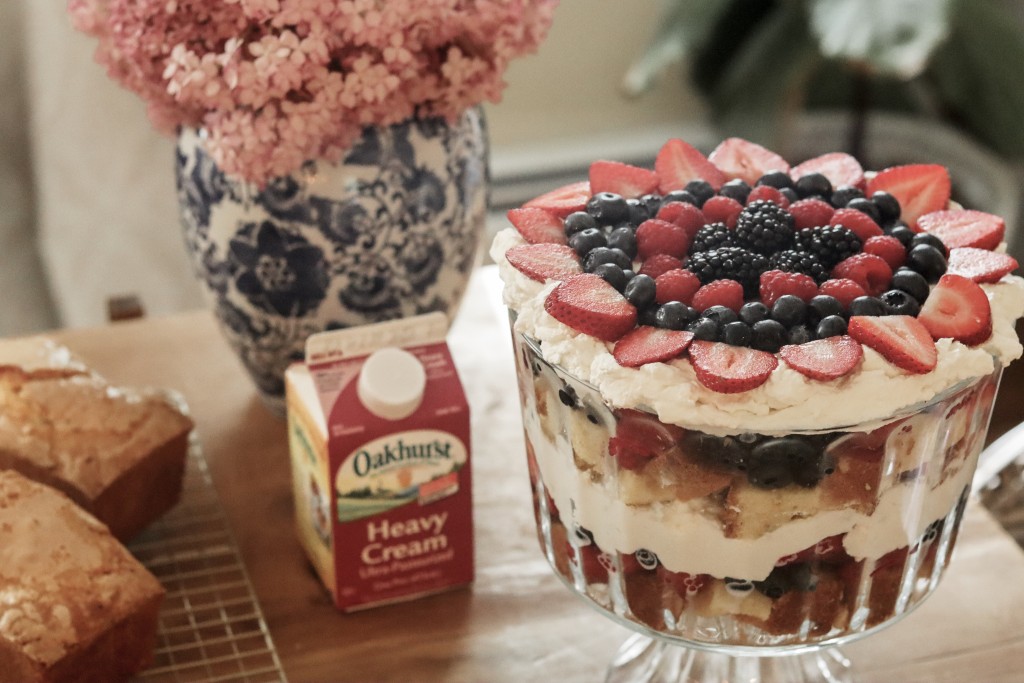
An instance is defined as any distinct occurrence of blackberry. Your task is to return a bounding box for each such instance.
[690,222,734,253]
[684,246,768,296]
[794,225,862,269]
[768,250,828,283]
[734,200,795,255]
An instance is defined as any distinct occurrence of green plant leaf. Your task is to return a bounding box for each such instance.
[706,2,821,147]
[621,0,734,96]
[808,0,953,79]
[928,0,1024,157]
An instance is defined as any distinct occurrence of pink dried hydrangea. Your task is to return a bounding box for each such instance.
[69,0,558,185]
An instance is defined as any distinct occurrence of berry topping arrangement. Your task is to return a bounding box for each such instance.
[504,137,1019,393]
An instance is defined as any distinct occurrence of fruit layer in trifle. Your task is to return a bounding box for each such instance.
[493,137,1024,646]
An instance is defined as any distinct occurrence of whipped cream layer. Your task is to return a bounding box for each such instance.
[493,228,1024,435]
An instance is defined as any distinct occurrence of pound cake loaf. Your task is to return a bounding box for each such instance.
[0,338,192,541]
[493,137,1024,645]
[0,470,164,683]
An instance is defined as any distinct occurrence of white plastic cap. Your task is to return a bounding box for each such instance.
[356,347,427,420]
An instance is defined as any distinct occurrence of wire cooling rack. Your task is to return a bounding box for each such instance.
[128,434,287,683]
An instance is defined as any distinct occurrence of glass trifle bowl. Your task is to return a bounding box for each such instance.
[512,327,999,682]
[492,137,1024,682]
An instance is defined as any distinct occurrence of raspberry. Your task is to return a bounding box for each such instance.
[788,198,836,230]
[746,185,790,208]
[655,268,702,305]
[691,279,744,312]
[684,246,768,296]
[760,269,818,307]
[862,235,907,270]
[639,253,684,279]
[831,253,894,296]
[636,219,691,259]
[734,200,795,255]
[690,222,733,253]
[768,250,829,283]
[701,195,744,228]
[793,224,862,269]
[830,208,884,241]
[819,278,868,309]
[656,201,705,236]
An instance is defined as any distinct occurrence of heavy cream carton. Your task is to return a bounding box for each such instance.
[286,312,473,611]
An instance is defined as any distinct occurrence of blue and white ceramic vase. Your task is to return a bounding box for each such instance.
[175,108,488,413]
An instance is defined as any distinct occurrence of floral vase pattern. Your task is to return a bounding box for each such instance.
[176,108,488,412]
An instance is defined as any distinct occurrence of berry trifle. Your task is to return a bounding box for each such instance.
[492,137,1024,650]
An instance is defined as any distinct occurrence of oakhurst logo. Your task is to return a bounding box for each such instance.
[353,438,452,477]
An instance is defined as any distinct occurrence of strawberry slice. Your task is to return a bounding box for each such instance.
[655,138,727,192]
[505,243,582,282]
[609,408,686,471]
[523,181,591,218]
[589,160,660,198]
[917,273,993,346]
[865,164,950,229]
[916,209,1006,250]
[847,315,937,374]
[687,340,778,393]
[779,335,864,381]
[544,273,637,342]
[708,138,790,185]
[946,247,1019,283]
[791,152,865,189]
[506,207,567,245]
[613,326,694,367]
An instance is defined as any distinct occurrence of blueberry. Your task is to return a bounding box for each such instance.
[831,185,864,208]
[569,227,606,256]
[634,549,659,571]
[684,179,715,206]
[626,199,651,226]
[753,573,789,599]
[906,244,947,283]
[780,187,800,204]
[816,315,848,338]
[637,305,660,327]
[656,301,698,330]
[739,301,770,325]
[911,232,948,256]
[585,246,632,272]
[757,170,795,190]
[683,432,749,471]
[747,458,793,489]
[723,321,753,347]
[891,268,930,303]
[640,194,663,217]
[586,192,631,225]
[771,295,807,327]
[719,179,751,204]
[807,295,844,324]
[624,274,657,308]
[845,197,882,224]
[607,225,638,258]
[787,324,813,345]
[593,263,629,292]
[795,172,833,199]
[880,289,921,317]
[751,319,787,352]
[687,317,721,341]
[564,211,598,236]
[662,190,700,207]
[558,385,578,407]
[871,191,902,224]
[848,295,887,317]
[702,305,739,325]
[886,224,915,249]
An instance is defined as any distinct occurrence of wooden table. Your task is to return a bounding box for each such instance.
[51,268,1024,683]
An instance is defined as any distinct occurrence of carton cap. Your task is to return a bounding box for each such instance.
[356,347,426,420]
